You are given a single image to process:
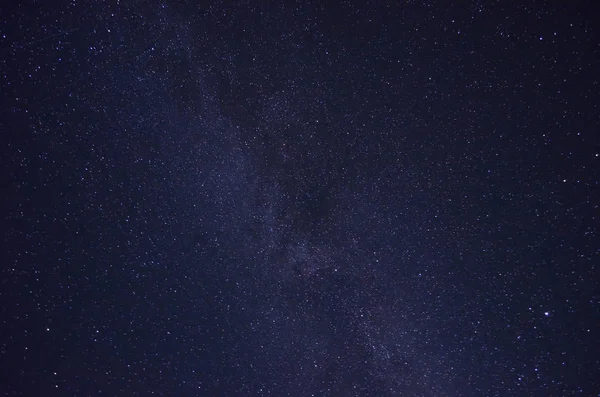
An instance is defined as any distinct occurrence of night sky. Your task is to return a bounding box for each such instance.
[1,1,599,396]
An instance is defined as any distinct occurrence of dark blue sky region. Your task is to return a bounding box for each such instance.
[1,1,599,396]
